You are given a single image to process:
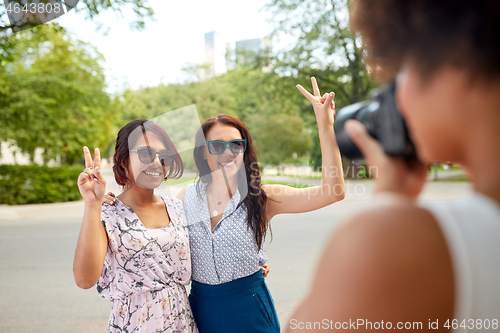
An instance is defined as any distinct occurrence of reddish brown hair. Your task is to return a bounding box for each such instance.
[113,119,183,187]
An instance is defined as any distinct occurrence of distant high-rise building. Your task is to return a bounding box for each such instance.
[203,33,273,78]
[235,38,262,55]
[234,37,273,72]
[204,31,227,77]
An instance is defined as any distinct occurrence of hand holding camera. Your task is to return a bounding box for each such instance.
[345,120,427,200]
[334,83,427,199]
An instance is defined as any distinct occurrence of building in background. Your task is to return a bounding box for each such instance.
[234,37,273,72]
[204,31,227,78]
[235,38,261,57]
[204,32,273,78]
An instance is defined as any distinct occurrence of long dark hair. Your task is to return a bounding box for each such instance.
[351,0,500,81]
[193,114,269,251]
[113,119,183,187]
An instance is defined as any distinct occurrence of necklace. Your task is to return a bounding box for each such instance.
[211,201,222,217]
[208,184,229,217]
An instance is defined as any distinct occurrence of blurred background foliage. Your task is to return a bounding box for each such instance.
[0,164,82,204]
[109,0,374,168]
[1,0,375,170]
[1,24,116,165]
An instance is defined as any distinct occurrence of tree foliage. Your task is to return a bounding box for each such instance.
[266,0,374,105]
[0,164,82,204]
[266,0,376,170]
[251,113,312,165]
[0,0,373,173]
[0,0,155,166]
[0,24,116,164]
[119,67,313,166]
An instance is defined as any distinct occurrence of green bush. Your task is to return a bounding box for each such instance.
[0,164,83,205]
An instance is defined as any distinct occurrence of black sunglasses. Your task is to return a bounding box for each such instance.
[206,139,247,155]
[130,146,175,166]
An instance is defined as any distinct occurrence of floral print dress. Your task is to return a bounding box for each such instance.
[97,195,198,333]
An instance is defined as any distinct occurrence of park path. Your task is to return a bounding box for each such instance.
[0,167,474,332]
[0,166,468,221]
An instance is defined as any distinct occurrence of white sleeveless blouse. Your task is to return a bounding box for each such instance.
[422,192,500,329]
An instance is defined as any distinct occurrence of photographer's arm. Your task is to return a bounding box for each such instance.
[264,78,345,220]
[285,118,452,331]
[286,206,454,332]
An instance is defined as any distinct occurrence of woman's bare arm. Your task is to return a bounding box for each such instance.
[286,204,454,332]
[265,78,345,220]
[73,202,108,289]
[73,147,109,289]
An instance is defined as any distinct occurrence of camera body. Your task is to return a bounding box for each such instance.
[334,83,417,161]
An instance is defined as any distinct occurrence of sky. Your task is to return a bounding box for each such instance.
[57,0,276,93]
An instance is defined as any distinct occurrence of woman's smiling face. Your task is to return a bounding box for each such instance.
[204,123,245,179]
[128,131,168,189]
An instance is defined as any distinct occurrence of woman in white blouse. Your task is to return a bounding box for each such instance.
[175,79,345,333]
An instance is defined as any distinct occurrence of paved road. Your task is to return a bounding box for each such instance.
[263,169,467,186]
[0,177,473,332]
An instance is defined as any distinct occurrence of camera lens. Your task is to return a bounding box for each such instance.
[334,101,380,160]
[334,83,416,161]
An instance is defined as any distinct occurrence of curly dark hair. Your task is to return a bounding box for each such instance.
[351,0,500,81]
[193,114,270,252]
[113,119,183,188]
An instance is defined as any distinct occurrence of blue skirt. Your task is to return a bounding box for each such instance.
[189,270,280,333]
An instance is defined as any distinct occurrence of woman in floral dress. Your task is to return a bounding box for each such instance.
[73,119,198,332]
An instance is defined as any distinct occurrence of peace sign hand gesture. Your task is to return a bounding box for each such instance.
[296,77,336,129]
[77,146,106,204]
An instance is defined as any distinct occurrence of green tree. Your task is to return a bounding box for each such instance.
[1,23,116,164]
[0,0,156,163]
[265,0,376,172]
[220,68,314,165]
[266,0,374,106]
[251,113,312,165]
[117,66,313,166]
[1,0,154,75]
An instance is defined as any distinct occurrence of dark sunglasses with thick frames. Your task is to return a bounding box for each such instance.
[206,139,247,155]
[130,146,175,166]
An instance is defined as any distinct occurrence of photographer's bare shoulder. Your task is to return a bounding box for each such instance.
[288,203,454,330]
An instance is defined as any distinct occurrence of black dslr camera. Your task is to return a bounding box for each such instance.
[334,82,417,161]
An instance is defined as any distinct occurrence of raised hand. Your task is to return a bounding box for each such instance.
[296,77,336,128]
[78,146,106,203]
